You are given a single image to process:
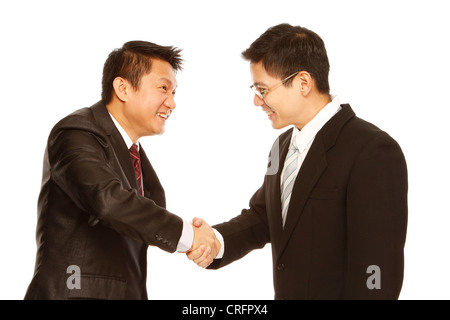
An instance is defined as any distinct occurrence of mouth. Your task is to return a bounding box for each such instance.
[264,108,276,119]
[157,110,171,120]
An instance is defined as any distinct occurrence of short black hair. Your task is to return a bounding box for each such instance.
[101,40,183,104]
[242,23,330,94]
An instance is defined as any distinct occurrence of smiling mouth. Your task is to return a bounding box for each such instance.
[265,107,276,118]
[157,110,171,120]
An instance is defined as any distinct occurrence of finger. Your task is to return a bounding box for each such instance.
[186,245,205,260]
[192,217,203,228]
[194,246,210,265]
[198,256,213,268]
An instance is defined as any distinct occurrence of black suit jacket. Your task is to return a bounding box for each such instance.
[25,101,183,299]
[209,104,408,300]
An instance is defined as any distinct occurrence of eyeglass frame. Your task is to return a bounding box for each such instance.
[249,71,302,100]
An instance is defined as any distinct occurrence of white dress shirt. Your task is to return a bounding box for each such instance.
[215,95,342,259]
[280,95,342,191]
[108,112,195,252]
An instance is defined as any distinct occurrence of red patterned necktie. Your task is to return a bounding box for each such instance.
[129,143,143,196]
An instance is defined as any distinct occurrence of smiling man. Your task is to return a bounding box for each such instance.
[188,24,408,300]
[24,41,220,300]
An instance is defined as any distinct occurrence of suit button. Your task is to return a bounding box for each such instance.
[277,263,285,271]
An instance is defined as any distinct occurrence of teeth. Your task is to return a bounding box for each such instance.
[266,111,274,116]
[157,112,169,119]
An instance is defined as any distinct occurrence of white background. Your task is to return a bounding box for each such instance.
[1,0,449,300]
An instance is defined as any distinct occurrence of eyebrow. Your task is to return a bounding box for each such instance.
[252,81,268,88]
[159,77,178,89]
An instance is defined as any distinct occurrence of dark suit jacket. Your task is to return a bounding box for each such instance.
[25,101,183,300]
[209,104,408,300]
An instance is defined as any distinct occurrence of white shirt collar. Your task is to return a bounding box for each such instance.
[108,112,139,150]
[291,95,341,153]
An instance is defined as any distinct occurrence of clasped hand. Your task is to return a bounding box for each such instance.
[185,217,220,268]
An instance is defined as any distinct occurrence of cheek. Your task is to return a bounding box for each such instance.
[277,95,298,117]
[138,95,161,115]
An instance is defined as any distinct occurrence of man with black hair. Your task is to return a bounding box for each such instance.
[189,24,408,300]
[25,41,220,300]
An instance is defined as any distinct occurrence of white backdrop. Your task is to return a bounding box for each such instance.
[1,0,449,300]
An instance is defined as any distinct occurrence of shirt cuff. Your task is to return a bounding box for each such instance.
[213,228,224,259]
[177,220,194,253]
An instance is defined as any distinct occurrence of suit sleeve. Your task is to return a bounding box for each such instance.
[208,180,271,269]
[48,128,183,253]
[345,132,408,299]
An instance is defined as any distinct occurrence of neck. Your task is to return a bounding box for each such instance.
[294,93,332,129]
[106,99,139,144]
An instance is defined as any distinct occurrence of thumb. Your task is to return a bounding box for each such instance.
[192,217,203,227]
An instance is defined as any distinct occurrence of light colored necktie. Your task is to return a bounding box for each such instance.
[281,138,299,228]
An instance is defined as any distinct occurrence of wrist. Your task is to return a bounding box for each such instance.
[177,221,194,253]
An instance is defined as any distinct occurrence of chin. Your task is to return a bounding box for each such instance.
[155,126,166,135]
[143,125,165,137]
[271,121,288,130]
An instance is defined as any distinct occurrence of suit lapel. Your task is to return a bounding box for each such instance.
[266,129,292,246]
[90,101,139,192]
[90,101,167,205]
[139,146,166,208]
[112,131,140,192]
[276,104,356,256]
[279,133,327,251]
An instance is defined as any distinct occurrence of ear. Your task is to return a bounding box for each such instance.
[112,77,129,102]
[298,71,313,96]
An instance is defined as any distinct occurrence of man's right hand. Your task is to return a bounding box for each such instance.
[186,217,220,268]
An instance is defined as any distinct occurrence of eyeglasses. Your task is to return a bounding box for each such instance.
[250,71,301,100]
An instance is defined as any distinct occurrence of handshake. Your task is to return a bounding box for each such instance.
[185,218,221,268]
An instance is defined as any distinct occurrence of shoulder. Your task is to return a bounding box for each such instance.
[52,107,97,132]
[47,104,108,148]
[344,115,402,150]
[319,104,405,166]
[342,116,406,169]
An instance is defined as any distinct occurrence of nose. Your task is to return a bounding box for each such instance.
[165,95,176,110]
[253,94,264,107]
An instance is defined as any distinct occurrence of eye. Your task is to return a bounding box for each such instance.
[258,87,268,96]
[161,85,168,91]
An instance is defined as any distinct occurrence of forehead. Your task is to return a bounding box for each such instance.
[144,59,178,87]
[250,62,278,87]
